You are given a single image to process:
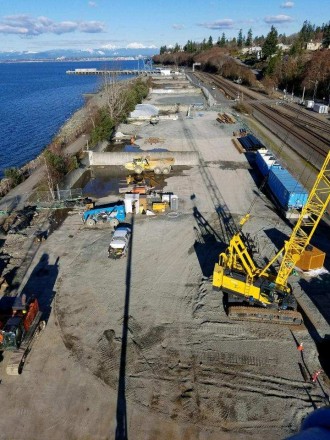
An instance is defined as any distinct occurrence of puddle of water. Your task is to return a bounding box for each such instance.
[73,153,192,199]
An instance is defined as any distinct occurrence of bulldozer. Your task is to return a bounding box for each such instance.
[124,156,174,175]
[213,151,330,325]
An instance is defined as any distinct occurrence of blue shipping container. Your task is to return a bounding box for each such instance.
[255,149,279,177]
[238,134,264,151]
[268,167,308,210]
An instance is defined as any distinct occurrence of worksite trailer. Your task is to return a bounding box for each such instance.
[313,104,329,114]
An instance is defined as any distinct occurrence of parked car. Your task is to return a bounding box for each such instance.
[108,226,131,259]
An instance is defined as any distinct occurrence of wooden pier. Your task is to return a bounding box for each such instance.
[66,69,158,76]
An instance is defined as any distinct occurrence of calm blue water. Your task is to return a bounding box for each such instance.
[0,60,139,178]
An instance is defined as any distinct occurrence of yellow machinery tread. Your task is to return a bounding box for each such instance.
[228,306,303,325]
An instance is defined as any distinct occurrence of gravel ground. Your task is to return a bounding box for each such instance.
[0,81,329,440]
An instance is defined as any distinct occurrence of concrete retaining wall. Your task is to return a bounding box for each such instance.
[88,151,199,166]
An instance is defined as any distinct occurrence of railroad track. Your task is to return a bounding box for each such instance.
[194,72,330,162]
[251,102,328,158]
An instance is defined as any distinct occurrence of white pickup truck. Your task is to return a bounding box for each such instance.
[108,226,131,259]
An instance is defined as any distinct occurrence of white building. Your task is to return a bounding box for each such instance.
[306,41,322,51]
[276,43,291,52]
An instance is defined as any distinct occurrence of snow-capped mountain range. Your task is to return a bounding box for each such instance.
[0,47,158,61]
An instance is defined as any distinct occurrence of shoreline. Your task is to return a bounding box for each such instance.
[0,84,109,197]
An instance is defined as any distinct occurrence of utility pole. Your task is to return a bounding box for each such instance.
[313,80,318,101]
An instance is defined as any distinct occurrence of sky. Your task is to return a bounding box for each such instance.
[0,0,328,53]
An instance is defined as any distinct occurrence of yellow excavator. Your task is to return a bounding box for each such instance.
[213,151,330,325]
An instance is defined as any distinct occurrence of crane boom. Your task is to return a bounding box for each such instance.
[274,151,330,286]
[213,151,330,325]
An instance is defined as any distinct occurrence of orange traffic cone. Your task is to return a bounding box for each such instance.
[297,343,304,352]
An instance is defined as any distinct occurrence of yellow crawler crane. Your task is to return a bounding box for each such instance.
[213,151,330,325]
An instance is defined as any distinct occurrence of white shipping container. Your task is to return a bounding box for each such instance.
[313,104,329,114]
[305,100,314,109]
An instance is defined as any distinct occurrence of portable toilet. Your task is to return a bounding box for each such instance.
[170,195,179,211]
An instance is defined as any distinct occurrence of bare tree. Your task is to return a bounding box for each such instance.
[102,72,130,122]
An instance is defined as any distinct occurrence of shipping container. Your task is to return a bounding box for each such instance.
[305,100,314,109]
[268,167,308,210]
[313,104,329,114]
[238,134,264,151]
[255,149,280,177]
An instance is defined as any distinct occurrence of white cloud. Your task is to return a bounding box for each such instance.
[88,1,97,7]
[79,21,104,33]
[264,15,293,24]
[198,19,234,30]
[0,15,105,36]
[280,1,294,8]
[172,24,185,30]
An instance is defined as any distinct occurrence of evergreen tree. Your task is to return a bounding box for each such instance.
[322,22,330,47]
[263,26,278,58]
[299,20,315,42]
[246,28,253,47]
[220,32,226,47]
[237,29,243,48]
[208,36,213,48]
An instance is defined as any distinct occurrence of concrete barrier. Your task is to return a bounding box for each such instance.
[88,151,200,166]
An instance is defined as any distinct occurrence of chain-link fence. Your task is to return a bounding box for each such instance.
[29,188,83,208]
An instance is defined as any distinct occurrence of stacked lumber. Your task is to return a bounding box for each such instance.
[216,113,236,124]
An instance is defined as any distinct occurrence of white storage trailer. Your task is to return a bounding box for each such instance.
[313,104,329,114]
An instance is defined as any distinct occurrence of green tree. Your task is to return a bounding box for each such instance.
[237,29,243,48]
[90,108,115,145]
[299,20,315,43]
[208,36,213,48]
[289,38,304,56]
[4,167,23,187]
[265,53,281,77]
[263,26,278,58]
[322,22,330,47]
[220,32,226,47]
[246,28,253,47]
